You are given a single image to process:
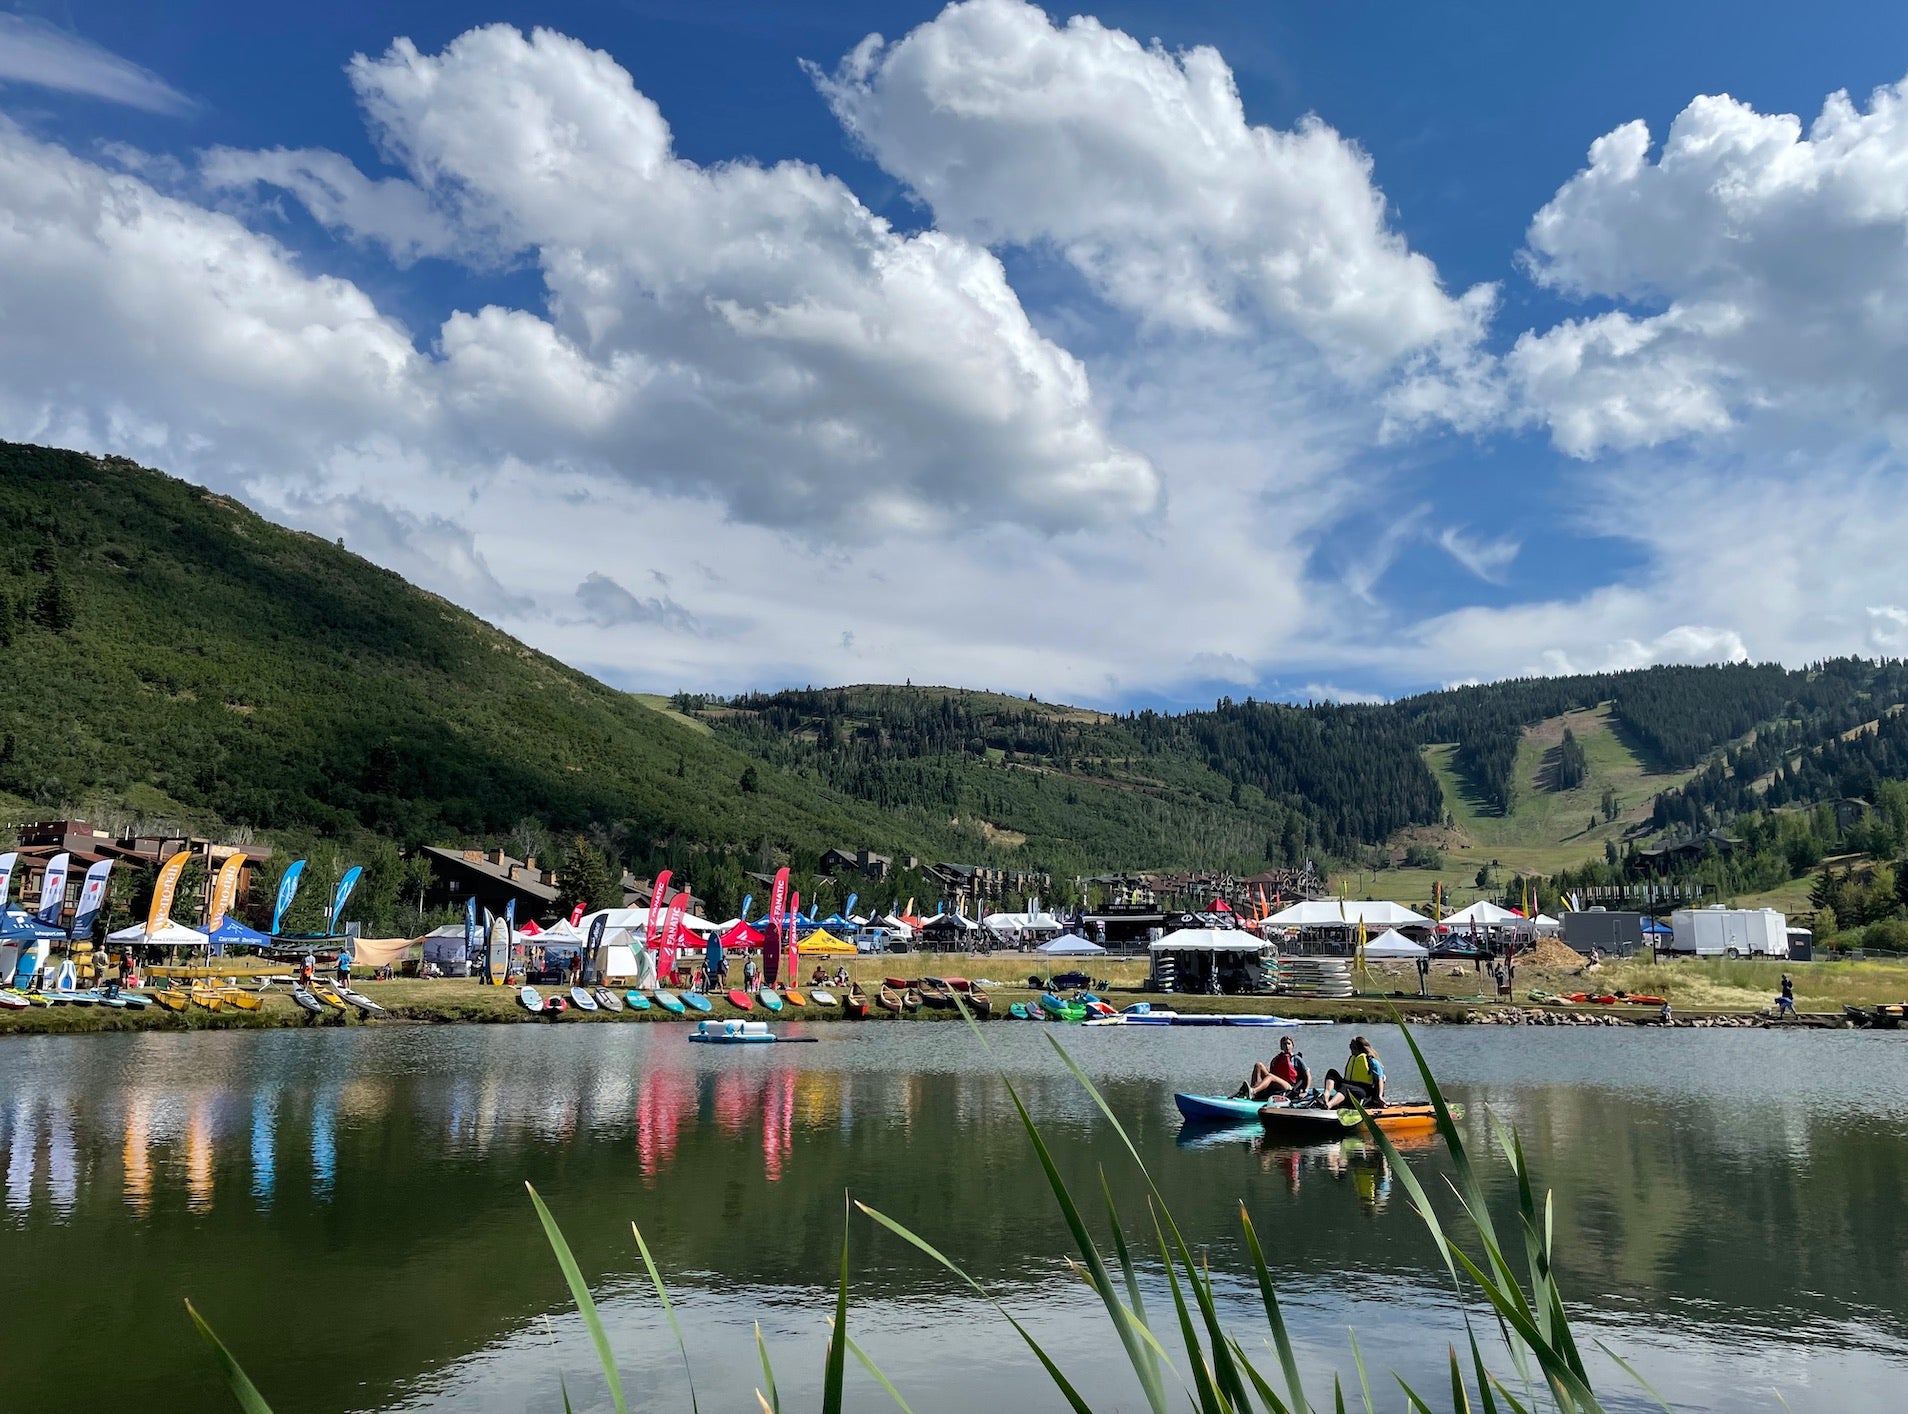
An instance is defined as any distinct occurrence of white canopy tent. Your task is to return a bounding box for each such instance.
[1362,928,1429,959]
[1035,934,1106,955]
[1441,901,1522,927]
[1149,928,1269,952]
[1263,900,1430,929]
[532,918,586,945]
[109,920,211,947]
[1532,914,1562,935]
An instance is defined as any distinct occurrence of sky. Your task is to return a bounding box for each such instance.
[5,1,1908,710]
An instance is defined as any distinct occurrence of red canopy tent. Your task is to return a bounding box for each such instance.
[720,920,768,950]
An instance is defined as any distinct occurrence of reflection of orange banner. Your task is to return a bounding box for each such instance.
[148,852,190,931]
[208,852,246,929]
[123,1095,151,1215]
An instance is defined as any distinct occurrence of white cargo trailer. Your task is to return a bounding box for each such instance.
[1668,906,1788,958]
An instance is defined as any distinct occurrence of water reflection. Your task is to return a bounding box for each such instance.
[0,1024,1903,1413]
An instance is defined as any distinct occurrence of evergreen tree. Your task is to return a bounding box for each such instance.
[557,836,615,914]
[31,573,74,633]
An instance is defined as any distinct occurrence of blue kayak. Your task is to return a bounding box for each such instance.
[1174,1093,1265,1124]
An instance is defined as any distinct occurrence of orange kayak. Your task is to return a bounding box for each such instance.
[1259,1102,1457,1142]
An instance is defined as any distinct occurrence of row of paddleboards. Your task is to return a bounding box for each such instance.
[517,984,844,1017]
[0,987,153,1011]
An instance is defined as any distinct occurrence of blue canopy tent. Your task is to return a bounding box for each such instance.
[205,915,272,955]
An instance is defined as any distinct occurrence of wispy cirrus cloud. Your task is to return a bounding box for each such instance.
[0,15,192,114]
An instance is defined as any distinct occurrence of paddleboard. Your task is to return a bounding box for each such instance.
[654,990,686,1014]
[0,991,28,1010]
[518,986,544,1015]
[593,987,625,1013]
[569,987,598,1012]
[624,990,652,1011]
[487,945,506,986]
[782,989,808,1007]
[726,989,754,1011]
[682,991,712,1012]
[809,989,837,1006]
[758,987,785,1012]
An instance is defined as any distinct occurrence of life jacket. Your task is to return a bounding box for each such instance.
[1270,1052,1302,1085]
[1347,1052,1376,1086]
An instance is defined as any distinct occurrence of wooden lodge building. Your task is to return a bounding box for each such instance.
[4,818,272,930]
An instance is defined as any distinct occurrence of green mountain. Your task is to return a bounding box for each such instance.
[8,440,1908,933]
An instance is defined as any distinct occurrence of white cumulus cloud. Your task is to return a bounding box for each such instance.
[815,0,1491,375]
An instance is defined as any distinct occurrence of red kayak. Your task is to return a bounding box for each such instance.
[726,989,753,1011]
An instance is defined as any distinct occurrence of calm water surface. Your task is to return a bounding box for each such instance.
[2,1021,1906,1411]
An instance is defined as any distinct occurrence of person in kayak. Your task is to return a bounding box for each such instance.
[1322,1036,1387,1110]
[1237,1035,1311,1100]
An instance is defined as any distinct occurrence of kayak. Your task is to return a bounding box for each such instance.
[758,987,784,1013]
[336,986,385,1015]
[1009,1002,1030,1020]
[624,990,653,1011]
[1174,1093,1265,1124]
[726,989,754,1011]
[569,987,599,1012]
[593,988,625,1013]
[1260,1102,1459,1142]
[681,991,712,1012]
[289,989,325,1015]
[653,991,686,1014]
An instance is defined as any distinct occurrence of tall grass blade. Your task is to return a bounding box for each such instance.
[1103,1167,1162,1396]
[843,1329,916,1414]
[1594,1340,1674,1413]
[1394,1373,1436,1413]
[1448,1344,1474,1412]
[822,1194,850,1414]
[1042,1034,1251,1409]
[953,1001,1169,1413]
[1226,1336,1294,1414]
[525,1183,628,1414]
[1466,1326,1501,1414]
[630,1218,699,1413]
[1240,1201,1310,1414]
[858,1200,1099,1414]
[1149,1208,1228,1413]
[184,1300,274,1414]
[1347,1330,1375,1414]
[755,1321,780,1414]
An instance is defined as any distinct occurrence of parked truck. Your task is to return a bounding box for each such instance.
[1668,906,1788,958]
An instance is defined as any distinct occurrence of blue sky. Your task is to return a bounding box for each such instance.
[6,1,1908,709]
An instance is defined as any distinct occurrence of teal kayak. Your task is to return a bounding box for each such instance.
[1174,1093,1265,1124]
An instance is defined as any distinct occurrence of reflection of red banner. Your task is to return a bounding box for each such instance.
[658,895,687,980]
[714,1071,747,1137]
[762,1068,796,1182]
[646,870,672,948]
[634,1072,685,1183]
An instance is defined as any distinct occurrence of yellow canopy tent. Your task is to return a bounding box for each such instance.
[798,931,858,955]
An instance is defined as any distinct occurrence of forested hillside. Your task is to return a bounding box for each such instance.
[9,441,1908,929]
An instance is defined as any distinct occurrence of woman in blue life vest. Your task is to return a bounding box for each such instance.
[1322,1035,1387,1110]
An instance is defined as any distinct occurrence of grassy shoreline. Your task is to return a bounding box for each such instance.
[0,968,1882,1036]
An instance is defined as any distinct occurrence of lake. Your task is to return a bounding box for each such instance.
[2,1020,1905,1411]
